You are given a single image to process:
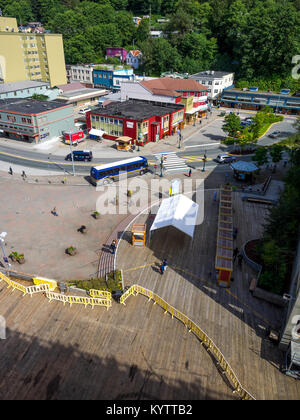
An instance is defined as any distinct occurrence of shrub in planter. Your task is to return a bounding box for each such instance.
[9,251,18,262]
[93,211,100,219]
[17,254,25,264]
[66,246,77,256]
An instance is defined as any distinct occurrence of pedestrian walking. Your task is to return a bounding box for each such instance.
[238,253,243,267]
[111,239,117,255]
[8,167,13,175]
[233,227,238,240]
[162,259,168,272]
[22,170,26,179]
[51,207,58,216]
[233,247,239,262]
[188,168,192,177]
[159,263,165,275]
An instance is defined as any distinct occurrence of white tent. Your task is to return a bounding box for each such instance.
[150,194,199,240]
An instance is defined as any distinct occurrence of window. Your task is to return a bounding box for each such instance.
[7,115,16,122]
[27,118,32,124]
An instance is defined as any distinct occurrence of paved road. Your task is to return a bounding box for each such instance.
[0,109,296,175]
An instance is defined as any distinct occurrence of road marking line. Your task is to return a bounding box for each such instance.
[185,143,221,149]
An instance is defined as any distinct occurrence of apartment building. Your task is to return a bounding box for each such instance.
[0,98,74,143]
[0,17,67,87]
[68,64,95,87]
[190,71,234,100]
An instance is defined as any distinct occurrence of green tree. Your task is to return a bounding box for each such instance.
[140,37,182,76]
[252,147,268,167]
[222,113,242,137]
[3,0,34,24]
[135,18,149,44]
[269,144,284,164]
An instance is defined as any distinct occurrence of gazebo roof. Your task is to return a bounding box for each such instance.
[231,161,258,173]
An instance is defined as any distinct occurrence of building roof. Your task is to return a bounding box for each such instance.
[56,82,85,92]
[128,50,142,57]
[141,77,206,94]
[191,71,233,79]
[0,98,72,114]
[231,161,258,173]
[91,99,184,121]
[0,80,49,94]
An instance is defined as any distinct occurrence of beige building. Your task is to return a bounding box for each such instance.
[0,17,67,87]
[0,16,18,32]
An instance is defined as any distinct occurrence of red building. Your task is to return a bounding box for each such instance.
[86,100,185,145]
[141,77,208,112]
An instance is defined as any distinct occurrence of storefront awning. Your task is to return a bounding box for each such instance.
[89,129,105,137]
[185,104,208,115]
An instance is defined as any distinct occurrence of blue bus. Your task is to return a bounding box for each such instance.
[90,156,149,186]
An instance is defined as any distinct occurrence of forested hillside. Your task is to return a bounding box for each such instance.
[0,0,299,87]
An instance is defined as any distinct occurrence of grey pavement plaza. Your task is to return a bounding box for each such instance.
[0,167,211,281]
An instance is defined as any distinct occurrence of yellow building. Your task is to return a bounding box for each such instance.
[0,19,67,87]
[0,16,18,32]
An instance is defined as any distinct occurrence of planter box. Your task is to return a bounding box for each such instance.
[66,248,77,256]
[242,239,286,307]
[252,286,286,307]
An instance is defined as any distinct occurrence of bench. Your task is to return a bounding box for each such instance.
[249,278,257,292]
[246,197,273,205]
[261,176,272,195]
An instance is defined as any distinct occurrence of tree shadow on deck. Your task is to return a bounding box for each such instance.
[0,326,236,401]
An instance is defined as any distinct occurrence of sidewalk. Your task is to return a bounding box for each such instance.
[0,111,218,160]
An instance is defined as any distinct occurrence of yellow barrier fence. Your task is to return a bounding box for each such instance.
[45,291,112,310]
[0,271,50,296]
[33,277,57,291]
[89,289,112,300]
[120,284,255,401]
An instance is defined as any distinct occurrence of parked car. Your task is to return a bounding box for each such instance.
[216,154,237,164]
[65,150,93,162]
[78,108,91,115]
[268,131,281,139]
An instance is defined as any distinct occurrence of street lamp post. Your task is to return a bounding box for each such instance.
[69,141,76,176]
[160,156,164,177]
[202,150,207,172]
[0,232,11,269]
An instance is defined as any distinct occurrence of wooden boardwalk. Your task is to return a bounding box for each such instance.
[0,280,236,400]
[0,190,299,400]
[116,191,300,400]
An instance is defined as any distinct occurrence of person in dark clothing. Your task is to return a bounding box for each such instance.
[9,167,13,175]
[238,253,243,267]
[111,240,116,255]
[233,247,239,262]
[160,263,165,275]
[162,259,168,271]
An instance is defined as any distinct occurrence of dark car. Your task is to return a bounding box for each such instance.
[65,150,93,162]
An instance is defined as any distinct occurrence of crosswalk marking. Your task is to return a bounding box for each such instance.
[153,151,189,174]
